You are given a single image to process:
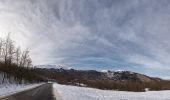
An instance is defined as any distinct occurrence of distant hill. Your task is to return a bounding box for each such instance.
[36,67,159,83]
[35,65,170,91]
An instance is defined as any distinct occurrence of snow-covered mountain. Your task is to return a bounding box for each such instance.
[36,64,72,70]
[101,70,155,82]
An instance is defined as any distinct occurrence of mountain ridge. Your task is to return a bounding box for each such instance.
[35,65,165,84]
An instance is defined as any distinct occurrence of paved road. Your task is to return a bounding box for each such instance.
[0,83,56,100]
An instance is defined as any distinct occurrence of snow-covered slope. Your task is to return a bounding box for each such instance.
[0,72,42,97]
[0,72,16,84]
[53,83,170,100]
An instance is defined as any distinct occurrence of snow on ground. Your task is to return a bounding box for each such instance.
[0,83,42,97]
[53,83,170,100]
[0,72,42,97]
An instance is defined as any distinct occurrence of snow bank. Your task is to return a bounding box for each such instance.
[0,72,43,97]
[0,83,42,97]
[53,83,170,100]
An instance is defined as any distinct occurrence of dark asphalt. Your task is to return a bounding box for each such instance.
[0,83,56,100]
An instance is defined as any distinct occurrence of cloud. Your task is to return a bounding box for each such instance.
[0,0,170,78]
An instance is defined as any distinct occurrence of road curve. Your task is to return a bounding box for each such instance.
[0,83,56,100]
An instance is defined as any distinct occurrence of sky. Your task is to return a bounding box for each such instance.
[0,0,170,78]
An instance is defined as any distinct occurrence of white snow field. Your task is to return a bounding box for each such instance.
[53,83,170,100]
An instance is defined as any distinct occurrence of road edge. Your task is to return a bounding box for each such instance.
[52,83,63,100]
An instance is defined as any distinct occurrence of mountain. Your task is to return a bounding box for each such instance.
[35,65,161,83]
[101,70,156,82]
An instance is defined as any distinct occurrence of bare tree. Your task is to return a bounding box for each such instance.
[15,47,21,66]
[26,57,32,68]
[0,38,3,61]
[2,35,10,65]
[2,34,15,66]
[20,49,30,68]
[8,38,15,65]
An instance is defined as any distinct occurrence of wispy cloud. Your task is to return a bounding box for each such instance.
[0,0,170,78]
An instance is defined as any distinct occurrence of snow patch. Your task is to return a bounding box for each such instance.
[101,70,108,73]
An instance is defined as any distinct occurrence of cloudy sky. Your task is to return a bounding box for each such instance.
[0,0,170,78]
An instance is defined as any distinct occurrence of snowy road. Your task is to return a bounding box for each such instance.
[0,83,57,100]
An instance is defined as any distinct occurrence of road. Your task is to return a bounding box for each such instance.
[0,83,58,100]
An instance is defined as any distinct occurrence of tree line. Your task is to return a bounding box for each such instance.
[0,34,45,84]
